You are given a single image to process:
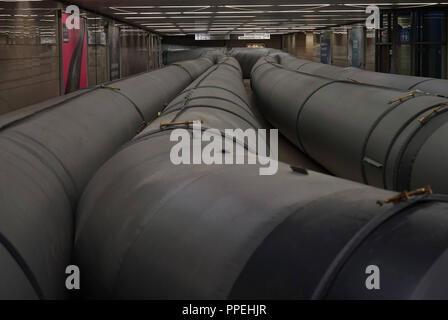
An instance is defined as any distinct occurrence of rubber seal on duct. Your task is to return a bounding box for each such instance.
[394,109,448,192]
[311,193,448,300]
[0,232,44,299]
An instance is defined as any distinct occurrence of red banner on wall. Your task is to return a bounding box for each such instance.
[62,13,87,94]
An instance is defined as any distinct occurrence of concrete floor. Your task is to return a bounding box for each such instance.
[244,79,328,174]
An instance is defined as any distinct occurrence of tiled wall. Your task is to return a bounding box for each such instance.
[120,28,150,78]
[332,33,349,67]
[0,0,162,115]
[282,28,376,70]
[0,1,62,114]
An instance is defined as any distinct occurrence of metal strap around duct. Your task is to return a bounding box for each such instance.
[311,193,448,300]
[121,125,256,154]
[171,63,194,81]
[295,61,315,71]
[173,85,251,110]
[99,86,147,124]
[407,78,435,91]
[0,87,96,131]
[164,60,258,129]
[250,58,279,77]
[0,132,78,203]
[251,58,357,154]
[394,108,448,191]
[163,91,255,122]
[0,232,43,299]
[276,56,446,95]
[360,91,424,185]
[0,84,148,204]
[165,105,260,130]
[295,80,342,153]
[0,83,146,133]
[0,61,201,133]
[220,60,244,74]
[379,103,447,190]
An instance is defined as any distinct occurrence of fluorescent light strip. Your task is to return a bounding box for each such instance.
[222,4,274,7]
[303,15,341,17]
[112,5,209,9]
[215,10,315,14]
[211,20,252,22]
[170,16,212,19]
[319,10,365,13]
[253,19,289,21]
[158,6,210,9]
[278,4,330,6]
[332,18,366,21]
[141,23,174,25]
[124,17,167,19]
[139,12,182,15]
[345,3,438,5]
[217,11,266,14]
[215,15,256,19]
[267,10,315,13]
[247,22,281,24]
[178,26,208,29]
[177,12,214,14]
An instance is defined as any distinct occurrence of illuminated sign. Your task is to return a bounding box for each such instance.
[195,34,230,40]
[238,33,270,40]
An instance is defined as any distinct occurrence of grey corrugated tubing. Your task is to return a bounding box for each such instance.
[251,56,448,194]
[277,52,448,97]
[0,54,217,299]
[75,56,448,299]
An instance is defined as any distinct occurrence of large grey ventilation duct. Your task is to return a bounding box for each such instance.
[164,48,228,65]
[229,48,277,79]
[251,56,448,194]
[75,57,448,299]
[164,47,283,79]
[278,54,448,97]
[0,55,217,299]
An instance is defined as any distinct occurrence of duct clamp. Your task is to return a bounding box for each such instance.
[347,78,361,84]
[388,91,420,104]
[376,185,433,206]
[418,103,448,124]
[100,84,121,91]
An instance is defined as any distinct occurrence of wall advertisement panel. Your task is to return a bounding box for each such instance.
[348,27,365,68]
[108,25,121,81]
[320,31,332,64]
[62,12,88,94]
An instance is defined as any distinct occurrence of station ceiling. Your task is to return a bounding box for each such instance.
[2,1,447,35]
